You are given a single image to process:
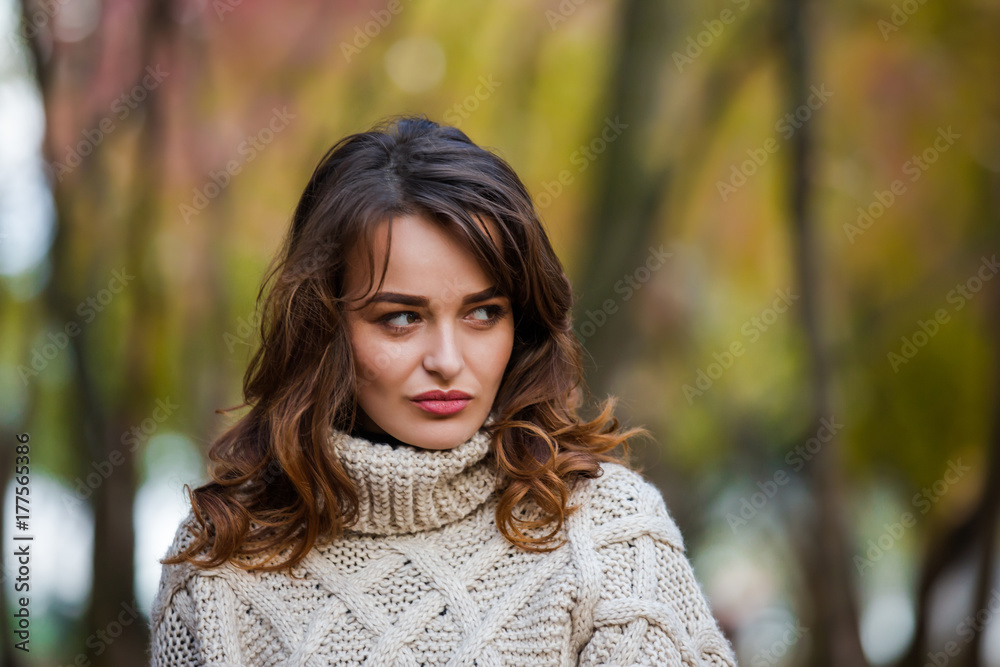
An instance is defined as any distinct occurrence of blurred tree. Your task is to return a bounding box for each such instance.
[776,0,868,663]
[19,0,176,663]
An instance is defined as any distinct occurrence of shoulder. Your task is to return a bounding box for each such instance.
[571,462,686,553]
[165,511,203,557]
[569,465,738,666]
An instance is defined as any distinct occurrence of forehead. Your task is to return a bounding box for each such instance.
[343,213,500,301]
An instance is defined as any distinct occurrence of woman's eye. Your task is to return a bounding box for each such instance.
[378,305,506,332]
[382,312,418,329]
[469,304,507,324]
[470,306,492,321]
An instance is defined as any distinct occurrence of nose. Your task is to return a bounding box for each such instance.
[422,321,464,379]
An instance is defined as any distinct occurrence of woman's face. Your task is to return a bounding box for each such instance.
[342,213,514,450]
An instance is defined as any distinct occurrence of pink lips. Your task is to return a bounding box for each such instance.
[410,390,472,416]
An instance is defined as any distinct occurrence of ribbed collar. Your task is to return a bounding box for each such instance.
[329,415,503,535]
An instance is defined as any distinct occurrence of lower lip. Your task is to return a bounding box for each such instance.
[411,399,471,415]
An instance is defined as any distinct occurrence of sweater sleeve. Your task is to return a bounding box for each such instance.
[576,465,737,666]
[150,579,206,667]
[149,515,208,667]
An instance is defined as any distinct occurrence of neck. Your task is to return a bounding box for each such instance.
[348,424,416,450]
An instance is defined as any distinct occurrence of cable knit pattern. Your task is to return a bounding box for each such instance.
[149,424,737,666]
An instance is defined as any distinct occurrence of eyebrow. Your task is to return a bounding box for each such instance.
[366,285,504,308]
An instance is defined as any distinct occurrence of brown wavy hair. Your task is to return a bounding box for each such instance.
[162,114,651,573]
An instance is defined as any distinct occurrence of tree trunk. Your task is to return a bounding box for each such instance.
[777,0,869,663]
[20,0,175,663]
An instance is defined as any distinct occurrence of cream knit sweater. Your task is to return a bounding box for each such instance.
[149,424,737,666]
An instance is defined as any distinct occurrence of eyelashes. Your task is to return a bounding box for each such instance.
[377,304,508,334]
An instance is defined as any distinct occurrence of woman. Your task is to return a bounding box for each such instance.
[150,115,737,666]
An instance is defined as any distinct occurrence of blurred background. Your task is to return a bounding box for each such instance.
[0,0,997,665]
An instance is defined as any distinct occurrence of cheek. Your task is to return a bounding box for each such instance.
[352,344,375,383]
[472,326,515,382]
[350,327,410,386]
[348,325,383,383]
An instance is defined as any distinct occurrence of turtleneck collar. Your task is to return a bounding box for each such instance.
[329,415,503,535]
